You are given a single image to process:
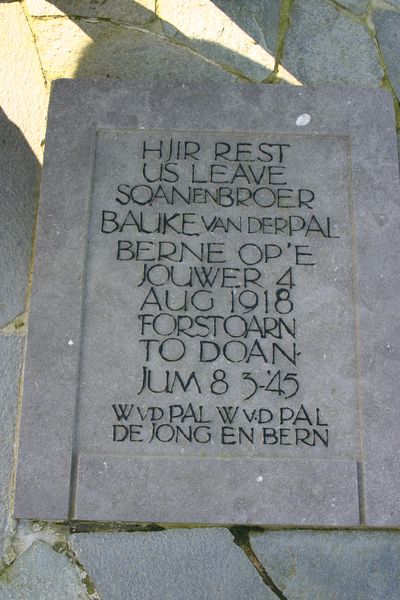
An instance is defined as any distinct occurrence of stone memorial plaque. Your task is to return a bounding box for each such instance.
[15,81,400,526]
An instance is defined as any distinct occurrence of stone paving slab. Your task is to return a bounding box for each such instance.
[0,3,48,159]
[374,9,400,98]
[0,108,38,328]
[30,17,239,81]
[250,530,400,600]
[0,542,89,600]
[14,81,400,527]
[70,528,275,600]
[158,0,280,81]
[336,0,368,14]
[282,0,383,86]
[0,335,23,564]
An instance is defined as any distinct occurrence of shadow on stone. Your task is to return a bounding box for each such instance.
[41,0,280,82]
[0,108,39,328]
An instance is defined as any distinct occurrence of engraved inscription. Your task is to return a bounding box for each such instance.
[76,131,358,460]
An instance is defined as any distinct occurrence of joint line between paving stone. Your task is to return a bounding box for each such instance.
[35,12,257,83]
[371,38,400,129]
[8,341,31,541]
[64,542,101,599]
[231,527,288,600]
[330,0,368,21]
[362,2,400,128]
[153,32,256,82]
[20,1,49,87]
[265,0,293,84]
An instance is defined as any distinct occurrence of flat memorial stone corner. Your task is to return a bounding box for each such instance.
[14,80,400,527]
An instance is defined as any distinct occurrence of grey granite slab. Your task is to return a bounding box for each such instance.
[336,0,368,14]
[76,455,358,525]
[282,0,382,86]
[14,81,400,526]
[0,541,89,600]
[374,10,400,98]
[0,335,23,564]
[70,529,275,600]
[250,530,400,600]
[160,0,280,81]
[70,22,240,83]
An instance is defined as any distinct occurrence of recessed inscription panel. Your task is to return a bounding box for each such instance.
[75,131,358,484]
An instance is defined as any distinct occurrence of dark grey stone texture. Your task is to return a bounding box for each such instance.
[14,81,400,526]
[70,528,274,600]
[250,530,400,599]
[0,109,38,327]
[0,334,23,563]
[374,10,400,97]
[282,0,382,85]
[0,541,89,599]
[212,0,280,52]
[336,0,368,14]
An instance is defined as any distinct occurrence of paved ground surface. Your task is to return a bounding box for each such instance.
[0,0,399,598]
